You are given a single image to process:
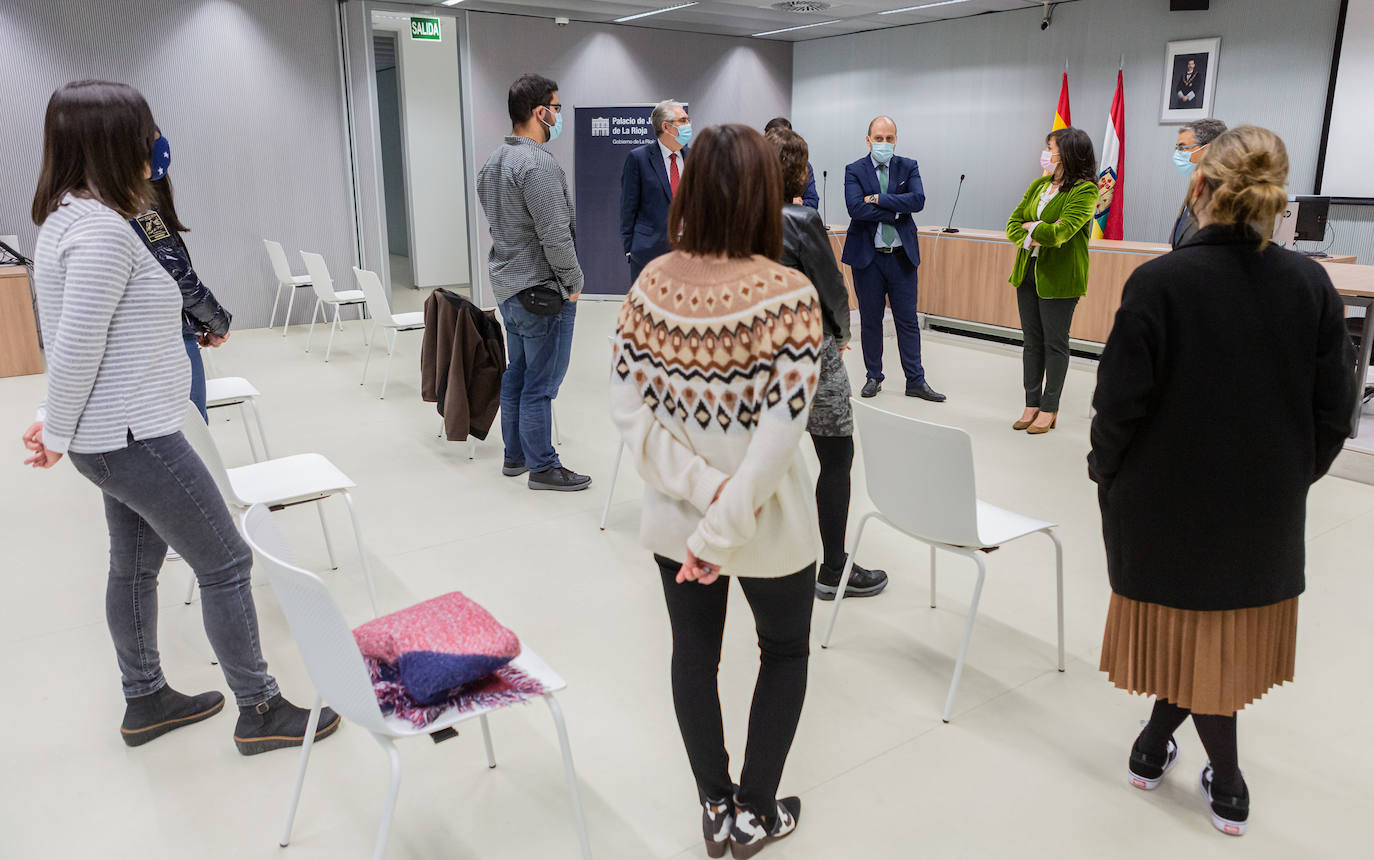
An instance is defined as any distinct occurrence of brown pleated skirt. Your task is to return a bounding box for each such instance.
[1099,592,1298,715]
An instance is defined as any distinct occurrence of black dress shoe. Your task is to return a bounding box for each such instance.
[905,382,947,402]
[814,556,889,600]
[860,379,881,398]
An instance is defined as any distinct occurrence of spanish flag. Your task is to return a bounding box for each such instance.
[1052,64,1071,130]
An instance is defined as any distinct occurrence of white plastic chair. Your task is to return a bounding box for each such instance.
[241,504,593,860]
[180,401,376,615]
[205,377,271,462]
[600,336,623,531]
[264,239,313,335]
[300,251,367,362]
[820,401,1065,723]
[353,267,425,399]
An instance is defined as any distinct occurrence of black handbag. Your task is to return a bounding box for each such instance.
[516,285,565,316]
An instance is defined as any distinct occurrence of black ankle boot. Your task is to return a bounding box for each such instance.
[233,694,341,756]
[121,685,225,747]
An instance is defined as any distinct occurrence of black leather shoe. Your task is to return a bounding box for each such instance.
[121,685,225,747]
[860,379,881,398]
[814,556,889,600]
[529,466,592,492]
[905,382,947,402]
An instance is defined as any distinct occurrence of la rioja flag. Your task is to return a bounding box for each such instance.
[1053,65,1071,131]
[1093,68,1126,240]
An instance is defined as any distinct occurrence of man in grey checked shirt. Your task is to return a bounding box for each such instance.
[477,73,590,492]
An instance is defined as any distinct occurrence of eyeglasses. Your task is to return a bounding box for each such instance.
[543,103,562,114]
[1176,143,1201,152]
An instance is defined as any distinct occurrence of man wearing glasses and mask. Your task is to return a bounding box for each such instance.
[1170,118,1227,249]
[620,99,691,285]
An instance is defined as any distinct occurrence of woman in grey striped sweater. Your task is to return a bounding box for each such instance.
[21,81,337,755]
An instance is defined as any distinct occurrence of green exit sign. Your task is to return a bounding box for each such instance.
[410,17,441,40]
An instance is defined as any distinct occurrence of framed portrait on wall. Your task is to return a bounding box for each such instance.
[1161,37,1220,123]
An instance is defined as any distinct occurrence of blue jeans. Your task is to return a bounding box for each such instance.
[184,335,207,421]
[551,300,577,398]
[69,433,279,708]
[853,251,924,386]
[499,296,563,472]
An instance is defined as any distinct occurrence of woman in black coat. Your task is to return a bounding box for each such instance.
[1090,126,1355,837]
[768,126,888,601]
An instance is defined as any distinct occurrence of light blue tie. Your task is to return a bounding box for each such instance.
[878,165,896,247]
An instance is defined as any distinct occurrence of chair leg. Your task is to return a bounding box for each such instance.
[317,500,339,570]
[279,694,324,847]
[467,436,477,460]
[361,324,377,387]
[544,695,594,860]
[325,304,341,363]
[380,329,397,399]
[184,570,197,605]
[930,544,937,609]
[942,554,988,723]
[479,714,497,768]
[552,402,562,445]
[359,303,369,345]
[820,511,877,648]
[305,298,322,352]
[371,735,403,860]
[238,403,261,462]
[283,285,300,337]
[1046,529,1065,672]
[599,444,625,531]
[269,282,285,330]
[342,491,379,617]
[249,400,272,460]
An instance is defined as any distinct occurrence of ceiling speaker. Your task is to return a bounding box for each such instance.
[1170,0,1209,9]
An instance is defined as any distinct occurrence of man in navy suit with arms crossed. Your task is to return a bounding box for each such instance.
[620,99,691,284]
[843,115,945,402]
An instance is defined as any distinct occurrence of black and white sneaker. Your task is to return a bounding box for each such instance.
[501,461,529,477]
[1199,763,1249,836]
[702,798,734,859]
[1128,736,1180,790]
[528,466,592,492]
[729,797,800,859]
[814,555,889,601]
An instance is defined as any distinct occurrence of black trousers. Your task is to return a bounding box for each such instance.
[655,556,815,821]
[810,434,854,570]
[1016,258,1079,413]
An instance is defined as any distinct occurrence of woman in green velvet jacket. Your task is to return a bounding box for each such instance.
[1005,127,1099,434]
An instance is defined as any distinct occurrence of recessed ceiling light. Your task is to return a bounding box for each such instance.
[614,2,699,23]
[753,19,839,36]
[441,0,464,7]
[879,0,974,14]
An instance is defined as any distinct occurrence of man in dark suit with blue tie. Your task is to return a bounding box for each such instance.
[842,116,944,402]
[620,99,691,284]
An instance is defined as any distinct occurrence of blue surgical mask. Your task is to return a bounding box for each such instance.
[871,142,894,164]
[1173,148,1196,176]
[150,135,171,181]
[541,108,563,143]
[675,123,693,148]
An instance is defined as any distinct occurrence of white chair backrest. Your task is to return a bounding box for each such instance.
[263,239,296,286]
[352,267,394,325]
[851,400,982,547]
[300,251,339,302]
[241,505,391,734]
[181,400,244,506]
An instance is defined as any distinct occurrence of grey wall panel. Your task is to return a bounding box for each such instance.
[793,0,1369,258]
[465,11,794,301]
[0,0,357,329]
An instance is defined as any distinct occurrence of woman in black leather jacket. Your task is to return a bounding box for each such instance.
[768,127,888,601]
[129,129,231,420]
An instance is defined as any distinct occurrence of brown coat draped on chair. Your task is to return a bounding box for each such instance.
[420,288,505,442]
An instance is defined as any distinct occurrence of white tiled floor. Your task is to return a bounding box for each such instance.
[3,300,1372,859]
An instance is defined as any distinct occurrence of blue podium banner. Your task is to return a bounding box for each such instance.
[574,105,658,297]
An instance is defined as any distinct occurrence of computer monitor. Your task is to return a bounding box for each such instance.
[1294,195,1329,242]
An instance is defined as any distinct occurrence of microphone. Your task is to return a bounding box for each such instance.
[822,170,828,224]
[942,174,965,234]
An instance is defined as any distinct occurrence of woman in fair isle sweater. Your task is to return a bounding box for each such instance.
[610,124,823,860]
